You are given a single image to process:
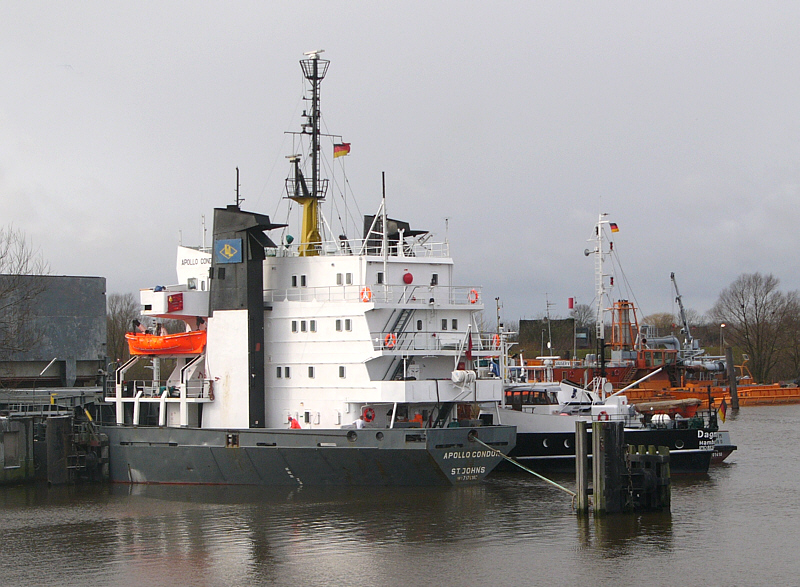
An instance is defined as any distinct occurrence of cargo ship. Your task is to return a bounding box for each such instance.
[101,51,515,486]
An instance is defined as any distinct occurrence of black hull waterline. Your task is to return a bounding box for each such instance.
[101,424,516,486]
[506,427,714,475]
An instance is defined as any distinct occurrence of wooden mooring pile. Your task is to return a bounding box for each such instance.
[575,421,670,515]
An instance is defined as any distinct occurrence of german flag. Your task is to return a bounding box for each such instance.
[334,143,351,158]
[718,398,728,423]
[610,222,619,232]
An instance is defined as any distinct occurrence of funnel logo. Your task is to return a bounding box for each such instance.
[214,239,243,264]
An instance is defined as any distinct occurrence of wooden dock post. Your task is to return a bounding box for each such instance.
[575,421,590,515]
[592,421,626,516]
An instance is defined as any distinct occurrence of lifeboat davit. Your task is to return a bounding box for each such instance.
[126,331,207,356]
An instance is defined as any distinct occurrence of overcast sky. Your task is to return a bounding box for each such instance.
[3,2,800,329]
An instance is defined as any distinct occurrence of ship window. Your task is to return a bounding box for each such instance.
[417,320,423,331]
[276,366,282,378]
[441,319,447,330]
[310,320,317,332]
[336,319,343,331]
[452,319,458,330]
[284,367,291,378]
[377,271,384,284]
[292,275,298,287]
[188,278,197,290]
[431,273,438,286]
[345,319,352,331]
[218,267,226,280]
[336,273,343,285]
[339,366,346,378]
[291,320,298,333]
[308,366,315,378]
[301,320,307,332]
[300,275,307,287]
[304,411,310,424]
[346,273,353,285]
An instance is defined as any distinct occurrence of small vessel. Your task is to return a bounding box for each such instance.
[101,51,515,486]
[490,362,725,474]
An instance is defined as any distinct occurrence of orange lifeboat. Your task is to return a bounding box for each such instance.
[126,331,207,356]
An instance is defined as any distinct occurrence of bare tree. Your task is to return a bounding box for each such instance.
[642,312,676,334]
[570,303,595,328]
[709,272,797,383]
[106,293,141,363]
[0,226,49,359]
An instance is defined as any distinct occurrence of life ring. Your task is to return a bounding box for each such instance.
[598,411,610,421]
[492,334,501,349]
[362,407,375,422]
[360,287,372,302]
[468,289,479,304]
[384,333,397,348]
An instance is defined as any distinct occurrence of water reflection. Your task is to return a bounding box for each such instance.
[4,405,800,586]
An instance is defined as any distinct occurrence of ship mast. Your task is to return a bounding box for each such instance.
[586,213,610,384]
[288,49,330,256]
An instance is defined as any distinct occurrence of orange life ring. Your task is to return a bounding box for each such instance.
[492,334,501,349]
[598,410,610,421]
[360,287,372,302]
[468,289,479,304]
[362,407,375,422]
[384,333,397,348]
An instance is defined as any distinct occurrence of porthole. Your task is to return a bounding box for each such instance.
[347,431,358,442]
[542,438,549,448]
[675,439,684,449]
[376,432,384,441]
[564,439,571,449]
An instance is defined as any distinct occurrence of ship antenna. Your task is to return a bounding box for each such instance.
[235,167,244,208]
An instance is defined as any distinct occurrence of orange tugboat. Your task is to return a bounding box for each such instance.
[125,330,207,356]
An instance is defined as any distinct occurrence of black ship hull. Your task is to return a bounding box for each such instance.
[101,424,516,486]
[505,427,713,475]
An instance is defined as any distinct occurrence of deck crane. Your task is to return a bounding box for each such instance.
[671,272,695,352]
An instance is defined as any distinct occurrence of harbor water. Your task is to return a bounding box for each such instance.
[2,405,799,587]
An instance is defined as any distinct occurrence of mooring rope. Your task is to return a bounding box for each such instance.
[471,436,576,498]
